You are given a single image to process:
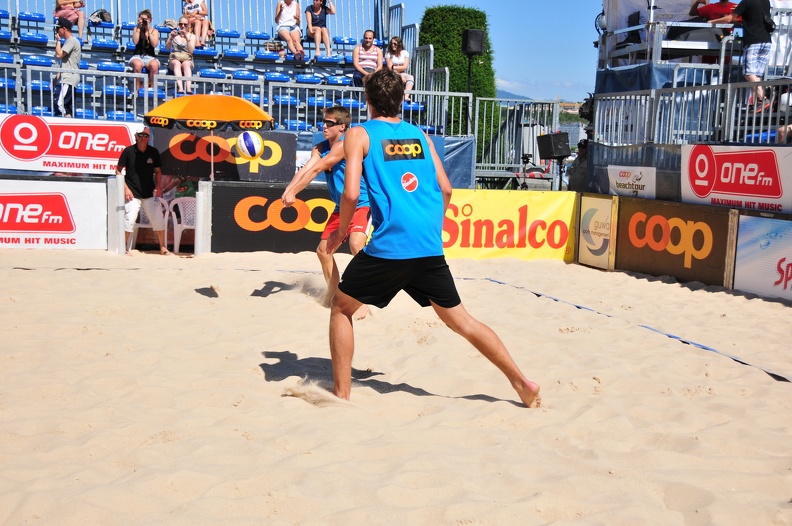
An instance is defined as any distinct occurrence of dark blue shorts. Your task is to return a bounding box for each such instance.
[338,251,461,309]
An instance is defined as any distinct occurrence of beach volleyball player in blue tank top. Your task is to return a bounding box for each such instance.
[325,69,541,409]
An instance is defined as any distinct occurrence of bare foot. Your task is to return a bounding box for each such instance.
[514,379,541,408]
[160,248,174,256]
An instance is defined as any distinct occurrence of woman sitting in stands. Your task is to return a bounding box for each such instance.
[305,0,335,58]
[276,0,305,61]
[385,37,414,101]
[165,17,197,95]
[53,0,85,40]
[183,0,210,47]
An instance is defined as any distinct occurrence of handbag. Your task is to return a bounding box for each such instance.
[764,12,776,33]
[169,51,192,61]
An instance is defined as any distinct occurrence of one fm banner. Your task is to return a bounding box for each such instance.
[0,114,137,175]
[733,214,792,301]
[606,165,657,199]
[682,144,792,214]
[152,129,297,183]
[0,178,108,249]
[443,190,577,261]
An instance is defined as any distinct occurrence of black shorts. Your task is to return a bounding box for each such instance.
[338,251,461,309]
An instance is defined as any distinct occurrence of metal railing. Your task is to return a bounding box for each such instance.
[595,77,792,146]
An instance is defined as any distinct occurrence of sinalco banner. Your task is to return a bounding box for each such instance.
[733,214,792,301]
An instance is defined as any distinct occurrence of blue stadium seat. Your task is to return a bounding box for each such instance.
[199,68,226,79]
[75,83,94,95]
[103,85,131,97]
[332,37,356,45]
[120,21,136,32]
[0,31,11,42]
[75,108,98,119]
[419,124,443,135]
[0,9,8,19]
[91,38,120,51]
[105,111,136,121]
[223,48,249,59]
[18,11,46,23]
[283,119,311,131]
[31,106,53,116]
[307,96,333,108]
[0,78,15,90]
[295,74,322,85]
[194,47,219,59]
[265,71,291,83]
[242,93,268,105]
[339,98,365,109]
[30,80,51,92]
[245,31,271,41]
[274,95,300,106]
[315,55,341,65]
[20,33,49,45]
[89,21,114,30]
[232,70,259,81]
[97,61,125,72]
[325,75,351,86]
[0,104,18,114]
[22,55,54,67]
[137,87,166,99]
[79,59,89,69]
[254,50,279,61]
[403,101,425,111]
[0,53,14,64]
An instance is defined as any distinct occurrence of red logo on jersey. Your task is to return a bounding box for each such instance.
[401,172,418,192]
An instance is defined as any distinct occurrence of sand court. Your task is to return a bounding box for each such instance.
[0,249,790,524]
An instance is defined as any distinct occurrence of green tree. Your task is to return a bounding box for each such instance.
[418,6,496,99]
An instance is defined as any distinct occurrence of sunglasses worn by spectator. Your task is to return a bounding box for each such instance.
[137,133,150,138]
[179,23,188,26]
[323,120,342,128]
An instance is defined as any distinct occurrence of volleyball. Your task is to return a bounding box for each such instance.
[237,131,264,160]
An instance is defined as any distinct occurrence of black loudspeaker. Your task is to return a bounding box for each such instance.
[537,132,572,159]
[462,29,484,56]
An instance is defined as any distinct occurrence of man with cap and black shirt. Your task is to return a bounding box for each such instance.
[53,16,81,118]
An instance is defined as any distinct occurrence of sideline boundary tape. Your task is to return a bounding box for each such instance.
[473,277,790,383]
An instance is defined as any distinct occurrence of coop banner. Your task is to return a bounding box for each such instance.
[152,129,297,183]
[681,144,792,214]
[0,114,136,175]
[442,190,577,261]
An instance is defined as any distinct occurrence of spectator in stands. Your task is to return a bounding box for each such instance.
[352,29,382,87]
[276,0,305,61]
[305,0,335,58]
[567,139,588,192]
[53,17,81,118]
[53,0,85,40]
[711,0,773,108]
[690,0,738,19]
[116,126,171,255]
[165,17,197,94]
[385,37,414,101]
[183,0,210,48]
[129,9,161,92]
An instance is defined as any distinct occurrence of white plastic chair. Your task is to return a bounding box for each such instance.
[167,197,197,254]
[127,198,168,251]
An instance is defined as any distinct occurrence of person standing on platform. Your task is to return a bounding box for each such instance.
[325,69,541,408]
[711,0,773,108]
[129,9,161,91]
[116,126,171,255]
[53,16,81,118]
[281,106,371,308]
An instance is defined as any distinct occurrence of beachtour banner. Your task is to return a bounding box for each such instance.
[681,144,792,215]
[733,213,792,301]
[443,190,577,261]
[606,165,657,199]
[578,194,617,270]
[0,177,108,249]
[0,114,136,176]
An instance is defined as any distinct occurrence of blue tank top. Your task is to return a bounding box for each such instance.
[360,119,444,259]
[319,138,369,212]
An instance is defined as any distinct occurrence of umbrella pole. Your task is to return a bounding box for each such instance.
[210,131,215,182]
